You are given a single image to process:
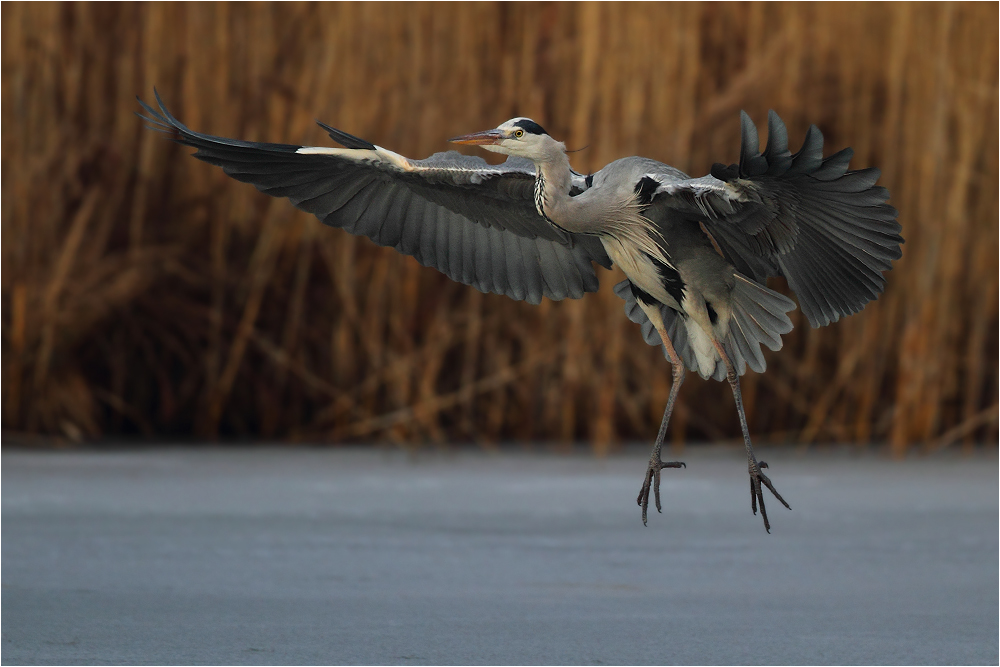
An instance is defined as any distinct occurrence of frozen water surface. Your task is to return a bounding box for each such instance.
[2,446,997,665]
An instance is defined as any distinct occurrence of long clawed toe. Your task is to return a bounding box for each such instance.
[748,459,791,533]
[637,459,686,526]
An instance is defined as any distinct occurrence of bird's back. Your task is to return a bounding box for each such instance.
[587,157,689,200]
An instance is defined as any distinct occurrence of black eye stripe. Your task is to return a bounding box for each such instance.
[513,119,548,136]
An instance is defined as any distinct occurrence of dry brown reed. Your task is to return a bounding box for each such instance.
[2,2,997,451]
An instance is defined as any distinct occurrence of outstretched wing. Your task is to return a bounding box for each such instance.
[646,110,903,328]
[138,92,611,305]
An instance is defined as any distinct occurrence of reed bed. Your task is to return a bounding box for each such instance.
[2,2,997,452]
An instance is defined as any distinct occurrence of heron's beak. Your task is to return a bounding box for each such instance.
[448,129,505,146]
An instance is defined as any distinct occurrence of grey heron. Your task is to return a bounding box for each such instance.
[138,91,902,532]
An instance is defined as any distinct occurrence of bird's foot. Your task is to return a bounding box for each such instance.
[748,459,791,533]
[637,454,686,526]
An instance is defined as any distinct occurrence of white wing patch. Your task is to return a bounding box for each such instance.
[295,145,369,157]
[295,145,417,171]
[296,145,537,183]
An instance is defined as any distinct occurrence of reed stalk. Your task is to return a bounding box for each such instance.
[2,2,996,449]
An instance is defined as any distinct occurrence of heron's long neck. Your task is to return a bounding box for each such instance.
[533,147,597,234]
[534,143,664,261]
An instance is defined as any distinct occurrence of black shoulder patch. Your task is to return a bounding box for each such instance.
[514,119,548,136]
[634,176,659,206]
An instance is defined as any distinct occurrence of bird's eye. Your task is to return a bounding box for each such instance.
[513,129,524,138]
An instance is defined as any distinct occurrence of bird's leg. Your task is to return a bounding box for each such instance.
[637,327,687,526]
[711,340,791,533]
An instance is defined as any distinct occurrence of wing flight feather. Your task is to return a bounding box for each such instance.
[645,110,903,328]
[138,92,611,305]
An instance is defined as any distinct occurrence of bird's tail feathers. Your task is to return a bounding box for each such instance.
[719,273,795,378]
[614,275,794,381]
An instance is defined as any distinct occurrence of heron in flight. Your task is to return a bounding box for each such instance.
[139,91,902,532]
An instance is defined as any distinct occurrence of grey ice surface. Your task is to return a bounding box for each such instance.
[2,445,997,665]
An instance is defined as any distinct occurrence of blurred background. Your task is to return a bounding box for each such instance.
[2,2,997,453]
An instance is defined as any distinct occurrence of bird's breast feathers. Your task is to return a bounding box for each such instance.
[602,238,685,311]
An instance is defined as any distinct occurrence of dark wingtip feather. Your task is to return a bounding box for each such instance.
[150,88,188,132]
[136,90,193,142]
[763,110,792,174]
[788,124,824,174]
[765,110,789,152]
[136,92,185,141]
[315,120,376,150]
[138,89,303,154]
[739,110,763,176]
[811,147,854,180]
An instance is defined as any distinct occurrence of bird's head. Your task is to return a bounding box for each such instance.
[449,118,561,162]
